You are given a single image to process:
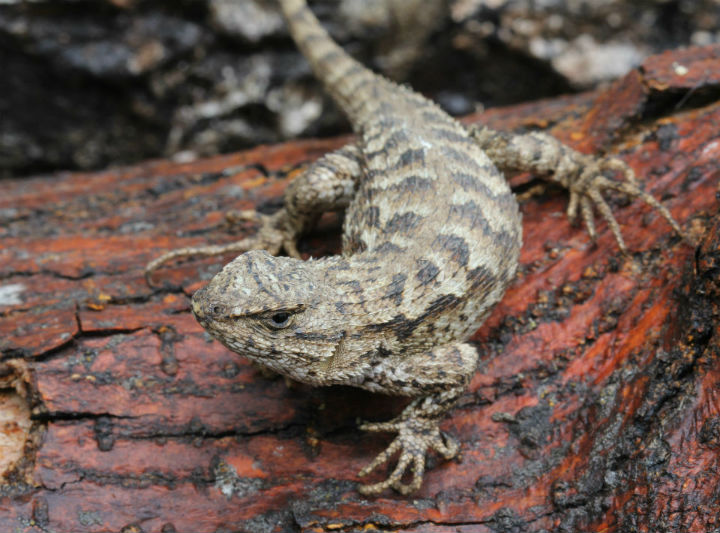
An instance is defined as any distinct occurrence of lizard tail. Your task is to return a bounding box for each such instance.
[278,0,376,124]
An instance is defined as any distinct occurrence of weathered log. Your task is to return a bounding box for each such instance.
[0,45,718,533]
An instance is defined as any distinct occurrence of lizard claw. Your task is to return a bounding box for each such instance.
[144,209,301,287]
[565,156,686,252]
[356,415,459,496]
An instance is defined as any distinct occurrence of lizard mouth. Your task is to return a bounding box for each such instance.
[190,288,207,323]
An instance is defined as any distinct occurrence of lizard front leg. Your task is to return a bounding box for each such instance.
[469,125,687,251]
[145,143,364,284]
[357,342,478,495]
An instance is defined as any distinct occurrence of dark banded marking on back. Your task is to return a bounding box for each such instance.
[383,273,407,305]
[440,145,490,173]
[449,172,517,211]
[365,129,412,159]
[432,234,470,267]
[429,127,476,145]
[341,76,377,99]
[384,211,424,235]
[466,264,500,289]
[373,241,407,255]
[385,175,435,193]
[362,293,463,340]
[447,201,488,228]
[360,205,381,228]
[316,50,344,67]
[393,148,427,169]
[416,259,440,284]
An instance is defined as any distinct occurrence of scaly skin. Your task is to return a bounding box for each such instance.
[146,0,686,495]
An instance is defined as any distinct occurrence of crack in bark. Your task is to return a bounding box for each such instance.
[639,75,720,118]
[0,269,96,282]
[31,411,138,423]
[312,512,557,533]
[124,420,307,442]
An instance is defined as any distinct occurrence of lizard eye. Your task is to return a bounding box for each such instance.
[266,311,292,329]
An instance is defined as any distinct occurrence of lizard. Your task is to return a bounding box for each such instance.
[145,0,687,495]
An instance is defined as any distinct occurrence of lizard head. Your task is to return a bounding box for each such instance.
[191,249,348,383]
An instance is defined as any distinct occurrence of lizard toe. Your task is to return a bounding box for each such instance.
[563,156,688,250]
[357,415,453,496]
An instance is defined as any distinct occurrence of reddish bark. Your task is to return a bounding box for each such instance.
[0,45,718,533]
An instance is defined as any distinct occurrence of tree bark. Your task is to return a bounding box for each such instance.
[0,44,718,533]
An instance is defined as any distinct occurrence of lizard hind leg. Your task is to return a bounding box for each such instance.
[144,209,299,286]
[144,143,364,286]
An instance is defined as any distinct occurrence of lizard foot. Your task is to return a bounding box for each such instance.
[145,209,300,286]
[357,413,458,496]
[563,156,686,252]
[224,208,302,259]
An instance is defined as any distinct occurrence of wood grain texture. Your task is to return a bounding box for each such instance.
[0,44,718,532]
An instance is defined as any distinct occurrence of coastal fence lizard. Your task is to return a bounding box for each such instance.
[146,0,686,495]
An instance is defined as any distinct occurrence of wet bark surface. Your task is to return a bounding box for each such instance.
[0,45,719,533]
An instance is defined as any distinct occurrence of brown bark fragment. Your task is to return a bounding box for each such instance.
[642,44,720,91]
[0,45,718,532]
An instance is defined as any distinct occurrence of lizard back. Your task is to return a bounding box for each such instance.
[280,0,522,352]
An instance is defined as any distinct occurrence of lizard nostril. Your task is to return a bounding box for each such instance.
[210,304,224,317]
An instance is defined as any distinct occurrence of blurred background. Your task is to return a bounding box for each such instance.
[1,0,718,179]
